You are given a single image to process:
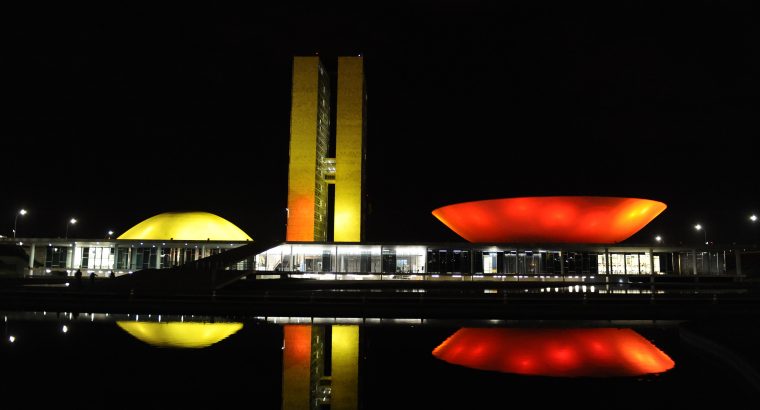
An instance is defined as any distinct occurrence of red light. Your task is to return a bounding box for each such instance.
[432,196,667,243]
[432,328,675,377]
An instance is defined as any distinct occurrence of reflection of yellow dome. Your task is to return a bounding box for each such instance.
[116,321,244,348]
[117,211,252,241]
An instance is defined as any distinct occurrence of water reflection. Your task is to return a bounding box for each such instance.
[432,327,675,377]
[282,325,360,410]
[10,312,757,408]
[116,321,243,348]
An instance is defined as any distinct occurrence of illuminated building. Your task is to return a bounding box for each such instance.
[432,196,667,244]
[287,56,365,243]
[0,56,750,280]
[118,211,251,242]
[2,211,253,277]
[287,57,331,242]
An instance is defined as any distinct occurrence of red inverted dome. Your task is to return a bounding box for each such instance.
[432,196,666,243]
[432,328,675,377]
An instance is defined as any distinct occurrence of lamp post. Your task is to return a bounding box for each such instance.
[65,218,77,239]
[751,214,758,246]
[107,230,114,239]
[13,209,27,239]
[694,224,707,245]
[655,235,662,244]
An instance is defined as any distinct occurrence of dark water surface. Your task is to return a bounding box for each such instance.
[1,312,759,409]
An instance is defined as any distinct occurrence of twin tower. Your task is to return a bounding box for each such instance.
[286,56,366,243]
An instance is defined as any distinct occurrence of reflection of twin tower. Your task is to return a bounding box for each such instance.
[287,56,366,242]
[283,325,360,410]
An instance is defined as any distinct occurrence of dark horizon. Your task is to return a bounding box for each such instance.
[5,2,759,246]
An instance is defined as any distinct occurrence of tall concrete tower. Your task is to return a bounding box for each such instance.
[334,57,366,243]
[286,56,365,243]
[286,57,331,242]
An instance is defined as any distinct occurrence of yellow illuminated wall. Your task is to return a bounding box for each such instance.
[331,325,359,410]
[334,57,365,242]
[282,325,312,410]
[287,57,330,242]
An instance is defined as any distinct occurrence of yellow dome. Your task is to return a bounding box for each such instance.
[116,322,243,348]
[117,211,252,241]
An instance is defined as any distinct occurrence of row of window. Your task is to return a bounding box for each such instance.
[255,246,732,275]
[40,245,731,275]
[44,246,251,271]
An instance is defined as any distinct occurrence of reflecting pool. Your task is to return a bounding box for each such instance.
[1,312,758,409]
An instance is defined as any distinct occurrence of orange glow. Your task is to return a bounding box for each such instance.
[283,325,312,364]
[282,325,313,409]
[432,196,666,243]
[286,195,316,241]
[432,328,674,377]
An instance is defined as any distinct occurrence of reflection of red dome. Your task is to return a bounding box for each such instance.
[432,328,675,377]
[432,196,666,244]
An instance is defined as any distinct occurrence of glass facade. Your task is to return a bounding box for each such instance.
[256,243,727,276]
[9,239,742,279]
[597,253,661,275]
[254,244,737,278]
[21,240,251,276]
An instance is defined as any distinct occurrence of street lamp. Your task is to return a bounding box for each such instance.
[65,218,77,239]
[694,224,707,245]
[107,230,114,239]
[655,235,662,243]
[13,209,27,239]
[751,214,758,222]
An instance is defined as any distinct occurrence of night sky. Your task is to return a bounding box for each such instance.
[5,2,759,246]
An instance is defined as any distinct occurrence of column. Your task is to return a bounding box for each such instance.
[155,245,162,269]
[604,248,610,275]
[66,244,75,269]
[691,250,697,275]
[28,244,36,275]
[112,244,118,271]
[623,253,627,275]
